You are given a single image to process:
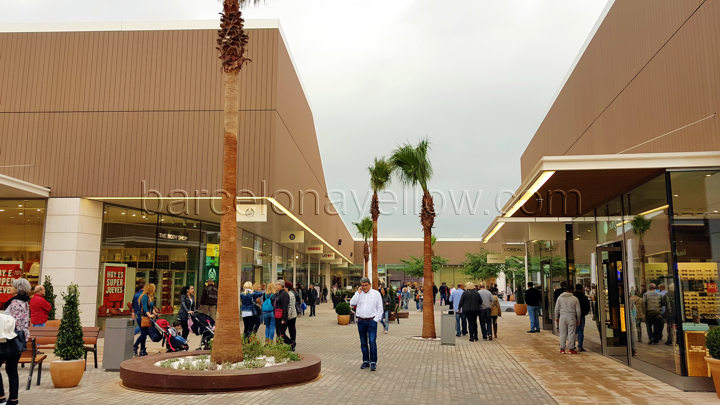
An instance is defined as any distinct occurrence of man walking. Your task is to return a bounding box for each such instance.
[308,283,318,317]
[450,283,467,337]
[478,284,494,340]
[349,277,384,371]
[643,283,667,344]
[525,282,542,333]
[555,288,581,354]
[439,282,449,306]
[200,279,218,320]
[573,283,590,352]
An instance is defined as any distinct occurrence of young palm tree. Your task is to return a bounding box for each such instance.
[368,157,392,289]
[390,138,436,338]
[212,0,256,364]
[631,215,653,288]
[354,217,373,280]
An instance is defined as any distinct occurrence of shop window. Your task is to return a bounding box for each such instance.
[0,199,46,300]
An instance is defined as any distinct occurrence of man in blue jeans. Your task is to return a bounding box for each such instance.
[350,277,384,371]
[525,282,542,333]
[450,284,467,336]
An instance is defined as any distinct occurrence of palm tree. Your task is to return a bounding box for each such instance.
[368,157,392,289]
[630,215,653,287]
[211,0,256,364]
[354,217,373,279]
[390,138,436,338]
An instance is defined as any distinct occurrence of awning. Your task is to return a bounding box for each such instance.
[0,174,50,198]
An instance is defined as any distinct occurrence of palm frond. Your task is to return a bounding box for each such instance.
[353,217,373,241]
[389,138,433,192]
[630,215,653,237]
[369,157,393,192]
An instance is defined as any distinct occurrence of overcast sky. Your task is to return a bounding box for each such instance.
[1,0,611,238]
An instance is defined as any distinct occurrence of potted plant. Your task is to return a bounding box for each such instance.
[50,284,86,388]
[335,301,351,325]
[705,327,720,397]
[514,287,527,316]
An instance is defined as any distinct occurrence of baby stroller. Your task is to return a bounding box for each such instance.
[190,311,215,350]
[153,319,189,353]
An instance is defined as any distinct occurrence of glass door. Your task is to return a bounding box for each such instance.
[597,242,630,361]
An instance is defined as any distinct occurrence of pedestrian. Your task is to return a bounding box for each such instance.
[322,285,328,304]
[285,282,298,350]
[252,282,264,334]
[573,283,590,352]
[490,290,501,339]
[478,284,493,341]
[349,277,383,371]
[294,283,304,316]
[308,283,318,317]
[131,279,146,335]
[136,283,158,356]
[261,283,277,343]
[177,285,195,340]
[379,287,391,334]
[240,281,263,339]
[298,285,306,316]
[416,287,424,312]
[555,287,581,354]
[274,280,295,349]
[29,285,52,327]
[525,282,542,333]
[459,282,481,341]
[630,288,644,343]
[643,283,667,345]
[199,279,218,321]
[439,282,448,306]
[659,284,673,345]
[553,281,567,306]
[450,283,467,337]
[432,283,438,304]
[401,287,410,310]
[0,278,31,405]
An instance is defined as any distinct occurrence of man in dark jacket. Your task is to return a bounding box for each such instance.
[573,284,591,351]
[308,284,318,317]
[273,280,295,349]
[525,282,542,333]
[458,282,482,341]
[200,279,218,320]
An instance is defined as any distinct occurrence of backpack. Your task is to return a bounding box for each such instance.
[261,293,274,312]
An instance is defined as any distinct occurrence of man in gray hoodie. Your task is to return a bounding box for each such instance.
[554,289,581,354]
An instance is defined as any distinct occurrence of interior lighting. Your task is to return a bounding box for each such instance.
[504,171,555,218]
[483,222,505,243]
[0,209,4,212]
[673,194,679,197]
[17,204,22,207]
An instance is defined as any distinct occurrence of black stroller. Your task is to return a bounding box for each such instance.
[190,311,215,350]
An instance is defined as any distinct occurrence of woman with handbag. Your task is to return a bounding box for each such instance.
[136,283,157,356]
[240,282,263,338]
[261,283,277,343]
[285,282,298,350]
[177,285,196,340]
[0,278,31,405]
[273,280,295,349]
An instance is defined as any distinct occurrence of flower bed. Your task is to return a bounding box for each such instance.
[156,354,288,370]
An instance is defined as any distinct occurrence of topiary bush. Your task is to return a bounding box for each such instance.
[54,284,85,361]
[335,301,351,316]
[706,327,720,359]
[43,275,57,320]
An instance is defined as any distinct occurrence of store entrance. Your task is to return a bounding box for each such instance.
[596,242,629,362]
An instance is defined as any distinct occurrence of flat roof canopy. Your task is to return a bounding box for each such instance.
[483,151,720,243]
[0,174,50,198]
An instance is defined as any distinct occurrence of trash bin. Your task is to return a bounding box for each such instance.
[441,310,456,346]
[103,318,135,371]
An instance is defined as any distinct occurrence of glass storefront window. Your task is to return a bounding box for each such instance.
[0,199,46,300]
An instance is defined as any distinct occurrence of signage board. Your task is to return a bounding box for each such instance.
[102,263,128,310]
[306,244,323,254]
[320,253,335,261]
[281,231,304,244]
[501,244,524,257]
[236,204,268,222]
[0,261,23,303]
[487,254,505,264]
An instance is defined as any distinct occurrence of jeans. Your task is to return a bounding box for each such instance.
[646,313,664,343]
[466,311,479,339]
[455,313,467,335]
[32,323,45,327]
[262,311,275,340]
[479,308,492,339]
[528,305,541,332]
[380,310,390,331]
[242,315,256,338]
[417,298,423,311]
[138,327,149,351]
[558,316,577,350]
[491,316,498,337]
[310,304,316,317]
[357,319,378,364]
[440,293,447,305]
[0,353,21,402]
[576,316,586,348]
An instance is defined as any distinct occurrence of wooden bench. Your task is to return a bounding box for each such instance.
[29,326,101,369]
[18,337,46,390]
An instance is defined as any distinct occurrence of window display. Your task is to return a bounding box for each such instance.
[0,199,46,295]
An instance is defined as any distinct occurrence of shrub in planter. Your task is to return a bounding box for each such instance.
[43,275,57,320]
[705,327,720,397]
[335,301,351,325]
[51,284,86,388]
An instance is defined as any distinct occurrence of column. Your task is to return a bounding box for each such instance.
[40,198,103,326]
[324,262,331,292]
[271,242,279,283]
[292,248,297,286]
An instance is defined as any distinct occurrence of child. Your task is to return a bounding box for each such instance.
[168,320,189,352]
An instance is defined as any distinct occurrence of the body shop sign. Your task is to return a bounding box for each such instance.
[102,263,127,309]
[0,262,23,303]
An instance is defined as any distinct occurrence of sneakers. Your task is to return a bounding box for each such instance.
[560,349,565,354]
[578,348,586,352]
[360,362,370,369]
[139,350,148,357]
[569,349,578,355]
[370,362,376,371]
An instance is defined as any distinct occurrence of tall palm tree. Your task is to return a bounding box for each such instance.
[212,0,256,364]
[631,215,653,288]
[354,217,373,279]
[390,138,436,338]
[368,157,392,289]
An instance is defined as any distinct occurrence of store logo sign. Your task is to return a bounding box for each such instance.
[320,253,335,261]
[158,232,188,241]
[306,244,323,254]
[281,231,304,244]
[236,204,267,222]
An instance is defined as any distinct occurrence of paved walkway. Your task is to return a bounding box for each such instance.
[13,304,720,404]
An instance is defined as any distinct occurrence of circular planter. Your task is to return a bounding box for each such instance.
[120,351,321,393]
[337,314,350,325]
[706,357,720,398]
[514,303,528,316]
[50,359,85,388]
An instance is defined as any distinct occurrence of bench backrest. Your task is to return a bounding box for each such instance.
[29,326,101,346]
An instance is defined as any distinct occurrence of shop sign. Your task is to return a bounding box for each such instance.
[158,231,188,241]
[306,244,323,254]
[320,253,335,261]
[205,243,219,281]
[501,244,524,256]
[102,263,127,310]
[206,243,219,258]
[331,258,344,265]
[281,231,304,244]
[487,254,505,264]
[0,261,23,303]
[236,204,267,222]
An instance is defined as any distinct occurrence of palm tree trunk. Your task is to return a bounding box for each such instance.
[371,192,379,289]
[211,69,244,364]
[363,241,370,279]
[421,191,436,338]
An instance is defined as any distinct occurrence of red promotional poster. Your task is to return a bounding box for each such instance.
[0,262,24,304]
[102,264,127,309]
[707,283,718,294]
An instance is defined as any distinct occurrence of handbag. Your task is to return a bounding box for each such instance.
[0,330,26,355]
[274,308,283,319]
[141,315,151,328]
[301,302,307,311]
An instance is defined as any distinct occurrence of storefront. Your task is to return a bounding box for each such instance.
[0,199,46,302]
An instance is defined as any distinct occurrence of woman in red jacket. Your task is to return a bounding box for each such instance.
[29,286,52,327]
